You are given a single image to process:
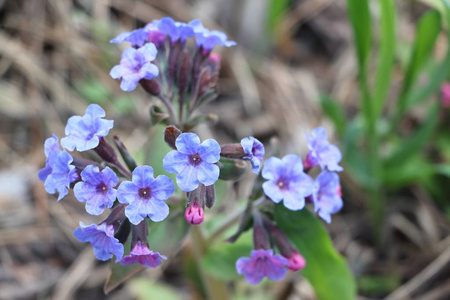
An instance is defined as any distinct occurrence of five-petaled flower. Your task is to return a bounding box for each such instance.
[236,249,290,285]
[312,171,343,223]
[305,127,343,172]
[61,104,114,152]
[117,166,175,225]
[73,165,118,216]
[73,222,124,261]
[120,241,167,268]
[262,154,314,211]
[163,133,221,192]
[157,17,194,43]
[110,43,160,92]
[241,136,265,174]
[188,19,236,52]
[38,135,78,201]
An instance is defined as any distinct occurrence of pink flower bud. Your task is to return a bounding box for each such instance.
[287,251,306,271]
[336,184,342,198]
[441,82,450,108]
[185,200,204,225]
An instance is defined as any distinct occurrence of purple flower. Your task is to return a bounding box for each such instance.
[236,249,289,285]
[38,135,78,201]
[312,171,343,223]
[157,17,194,43]
[262,154,314,211]
[117,166,175,225]
[241,136,265,174]
[110,43,160,92]
[188,19,236,51]
[110,28,149,47]
[163,133,221,192]
[305,127,343,172]
[73,222,124,261]
[120,241,167,268]
[144,20,167,47]
[60,104,114,152]
[73,166,118,215]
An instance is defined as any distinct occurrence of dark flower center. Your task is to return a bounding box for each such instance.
[189,153,202,166]
[276,178,288,191]
[97,183,109,194]
[139,187,152,200]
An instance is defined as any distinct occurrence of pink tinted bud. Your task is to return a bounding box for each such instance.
[336,185,342,198]
[441,82,450,108]
[287,252,306,271]
[185,200,204,225]
[209,53,221,64]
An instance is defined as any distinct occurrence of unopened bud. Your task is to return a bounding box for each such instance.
[140,78,161,96]
[178,50,191,93]
[94,138,118,164]
[205,184,215,208]
[113,135,137,172]
[287,251,306,271]
[185,199,204,225]
[164,126,182,150]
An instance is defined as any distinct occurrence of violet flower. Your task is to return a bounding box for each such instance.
[73,165,118,215]
[262,154,314,211]
[241,136,265,174]
[73,222,124,261]
[312,171,343,223]
[156,17,194,43]
[236,249,289,285]
[110,43,160,92]
[110,28,149,47]
[188,19,236,51]
[305,127,343,172]
[117,166,175,225]
[120,241,167,268]
[163,133,221,192]
[60,104,114,152]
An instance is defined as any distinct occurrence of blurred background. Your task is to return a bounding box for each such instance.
[1,0,450,299]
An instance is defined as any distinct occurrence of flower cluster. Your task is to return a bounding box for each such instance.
[38,16,345,290]
[110,17,236,130]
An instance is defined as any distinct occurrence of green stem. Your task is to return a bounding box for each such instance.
[190,226,229,300]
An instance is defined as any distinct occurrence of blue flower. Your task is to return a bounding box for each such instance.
[163,133,221,192]
[188,19,236,51]
[73,166,118,215]
[110,28,149,47]
[305,127,343,172]
[38,135,78,201]
[110,43,160,92]
[117,166,175,225]
[60,104,114,152]
[73,222,124,261]
[157,17,194,43]
[120,241,167,268]
[241,136,265,174]
[312,171,343,223]
[262,154,314,211]
[236,249,289,285]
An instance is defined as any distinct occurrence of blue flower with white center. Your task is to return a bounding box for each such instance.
[73,165,118,215]
[241,136,265,174]
[305,127,343,172]
[60,104,114,152]
[110,43,160,92]
[157,17,194,43]
[38,135,78,201]
[163,133,221,192]
[188,19,236,51]
[262,154,314,211]
[312,171,343,223]
[73,222,124,261]
[117,166,175,225]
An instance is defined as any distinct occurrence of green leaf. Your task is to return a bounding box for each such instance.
[128,278,183,300]
[399,10,441,108]
[373,0,396,117]
[266,0,290,36]
[319,95,346,136]
[202,231,253,281]
[274,205,356,300]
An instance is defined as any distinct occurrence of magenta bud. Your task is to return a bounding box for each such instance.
[220,144,246,159]
[140,78,161,96]
[287,251,306,271]
[164,126,182,150]
[185,200,204,225]
[209,53,221,64]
